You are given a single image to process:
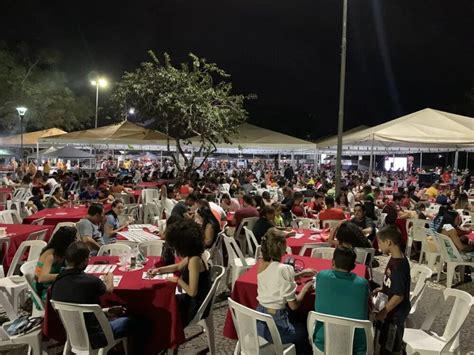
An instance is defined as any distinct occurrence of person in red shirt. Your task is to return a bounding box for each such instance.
[318,196,346,223]
[291,192,316,218]
[231,194,259,228]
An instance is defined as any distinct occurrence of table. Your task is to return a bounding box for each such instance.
[23,205,111,226]
[43,256,184,353]
[223,256,367,339]
[0,224,54,272]
[286,229,329,255]
[136,180,169,189]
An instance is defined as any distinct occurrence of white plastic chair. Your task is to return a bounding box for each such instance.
[306,311,374,355]
[233,217,259,255]
[223,236,256,289]
[353,247,375,279]
[228,297,296,355]
[138,240,164,257]
[405,235,414,260]
[30,217,45,226]
[51,300,128,355]
[0,237,11,278]
[52,222,76,236]
[26,229,48,242]
[292,217,318,229]
[0,209,22,224]
[403,288,473,355]
[208,231,225,266]
[418,226,442,268]
[243,226,259,257]
[7,240,47,277]
[432,231,474,288]
[183,266,225,354]
[0,320,44,355]
[20,260,45,318]
[97,243,131,257]
[298,243,331,257]
[320,219,341,230]
[310,247,335,260]
[409,264,433,315]
[141,188,160,205]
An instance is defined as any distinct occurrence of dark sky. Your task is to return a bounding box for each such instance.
[1,0,473,140]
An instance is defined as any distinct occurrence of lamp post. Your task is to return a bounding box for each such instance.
[335,0,348,195]
[16,107,27,160]
[90,78,108,128]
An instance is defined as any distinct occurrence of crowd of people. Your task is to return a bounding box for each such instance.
[1,156,473,353]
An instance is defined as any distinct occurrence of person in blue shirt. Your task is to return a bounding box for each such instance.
[79,185,99,201]
[314,246,370,354]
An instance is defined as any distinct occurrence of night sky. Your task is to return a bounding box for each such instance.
[1,0,473,140]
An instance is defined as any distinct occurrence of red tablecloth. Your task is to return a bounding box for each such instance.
[286,229,329,255]
[130,190,141,202]
[136,180,168,189]
[223,256,367,339]
[0,223,54,272]
[43,256,184,352]
[23,205,111,226]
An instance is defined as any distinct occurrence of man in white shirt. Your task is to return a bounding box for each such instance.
[45,175,59,191]
[1,173,19,187]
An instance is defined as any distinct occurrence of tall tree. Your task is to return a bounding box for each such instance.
[112,50,254,177]
[0,42,94,133]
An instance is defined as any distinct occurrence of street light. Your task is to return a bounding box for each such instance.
[128,107,135,115]
[90,77,108,128]
[16,107,27,160]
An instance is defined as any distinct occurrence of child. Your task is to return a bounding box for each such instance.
[375,225,411,355]
[272,203,285,228]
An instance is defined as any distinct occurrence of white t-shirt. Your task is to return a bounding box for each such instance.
[46,178,58,190]
[257,262,297,309]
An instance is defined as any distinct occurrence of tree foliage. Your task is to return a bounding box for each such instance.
[0,42,94,133]
[112,50,254,176]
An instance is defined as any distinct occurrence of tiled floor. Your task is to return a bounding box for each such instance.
[1,256,473,354]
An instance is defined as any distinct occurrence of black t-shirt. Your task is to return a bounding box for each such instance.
[252,217,274,244]
[381,256,411,324]
[351,217,376,241]
[30,196,45,211]
[52,269,107,348]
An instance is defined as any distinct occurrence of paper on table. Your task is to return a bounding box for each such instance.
[142,272,174,280]
[99,275,122,287]
[291,233,305,239]
[308,235,321,241]
[85,264,117,274]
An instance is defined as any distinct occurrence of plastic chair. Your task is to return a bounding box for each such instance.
[97,243,131,257]
[52,222,76,236]
[403,288,473,354]
[26,229,48,242]
[353,247,375,279]
[7,240,47,277]
[209,231,225,266]
[320,219,341,230]
[20,261,45,317]
[418,227,441,268]
[0,320,44,355]
[306,311,374,355]
[0,237,11,278]
[138,240,164,257]
[234,217,259,255]
[51,300,128,355]
[298,243,331,257]
[405,235,414,260]
[223,236,256,289]
[0,209,22,224]
[30,217,45,226]
[183,266,225,354]
[243,226,259,257]
[310,247,335,260]
[141,188,160,205]
[432,231,474,288]
[292,218,317,229]
[228,297,296,355]
[409,264,433,315]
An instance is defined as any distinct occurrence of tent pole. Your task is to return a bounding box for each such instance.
[454,150,459,174]
[313,147,318,174]
[466,152,469,170]
[420,152,423,170]
[369,134,374,178]
[36,142,39,162]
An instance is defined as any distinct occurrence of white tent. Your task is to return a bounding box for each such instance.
[41,146,95,159]
[316,108,474,153]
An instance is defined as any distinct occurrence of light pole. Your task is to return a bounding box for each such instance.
[16,107,27,160]
[90,78,108,128]
[335,0,348,195]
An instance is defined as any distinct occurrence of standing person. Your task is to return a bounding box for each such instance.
[147,219,211,327]
[375,225,411,355]
[255,228,314,354]
[103,199,129,244]
[77,204,105,253]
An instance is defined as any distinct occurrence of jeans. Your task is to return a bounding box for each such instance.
[109,317,130,339]
[256,305,309,354]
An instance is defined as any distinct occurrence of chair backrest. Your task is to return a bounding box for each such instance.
[353,248,375,265]
[0,210,14,224]
[97,243,131,256]
[138,240,164,257]
[141,188,160,204]
[228,297,287,354]
[320,219,340,230]
[52,222,76,236]
[377,213,387,228]
[0,238,11,277]
[26,229,48,241]
[20,260,45,312]
[293,217,317,229]
[405,235,414,259]
[432,231,465,263]
[30,217,45,225]
[299,242,331,256]
[410,264,433,313]
[307,311,374,355]
[209,230,225,266]
[143,203,162,224]
[223,235,249,267]
[7,240,47,277]
[234,217,259,238]
[190,265,225,324]
[114,193,131,204]
[51,300,116,353]
[243,226,259,257]
[12,187,27,201]
[310,247,335,260]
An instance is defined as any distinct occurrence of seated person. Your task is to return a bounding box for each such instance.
[103,199,129,244]
[351,204,376,242]
[194,206,220,248]
[29,187,45,211]
[220,193,240,212]
[77,204,105,253]
[382,195,400,225]
[309,192,325,214]
[51,241,146,352]
[328,221,372,249]
[318,196,346,226]
[97,187,114,204]
[231,194,259,228]
[252,205,276,244]
[45,186,67,208]
[34,226,77,302]
[313,246,370,354]
[291,192,315,218]
[171,192,198,218]
[147,219,211,326]
[80,185,99,201]
[256,228,314,354]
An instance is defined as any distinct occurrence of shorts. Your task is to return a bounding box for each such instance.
[378,320,405,354]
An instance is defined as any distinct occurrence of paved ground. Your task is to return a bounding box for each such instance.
[1,255,473,354]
